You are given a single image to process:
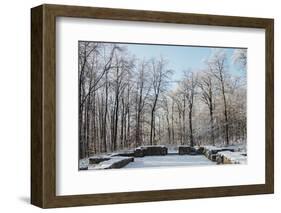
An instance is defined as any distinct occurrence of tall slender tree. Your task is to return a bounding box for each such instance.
[208,50,229,145]
[198,72,215,145]
[182,71,197,147]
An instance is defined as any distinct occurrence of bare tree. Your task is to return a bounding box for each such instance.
[198,72,215,145]
[181,71,197,147]
[100,45,120,153]
[78,42,100,159]
[111,54,132,151]
[134,60,151,146]
[149,58,171,145]
[163,96,172,144]
[208,50,230,145]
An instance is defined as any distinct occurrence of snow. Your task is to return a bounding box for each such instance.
[203,144,246,154]
[217,151,247,164]
[204,144,247,152]
[79,158,89,170]
[138,145,166,148]
[88,156,133,170]
[109,151,134,157]
[202,144,247,164]
[123,154,216,169]
[80,144,247,170]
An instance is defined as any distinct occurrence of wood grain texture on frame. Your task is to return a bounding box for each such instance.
[31,4,274,208]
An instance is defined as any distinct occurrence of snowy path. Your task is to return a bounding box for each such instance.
[124,154,216,169]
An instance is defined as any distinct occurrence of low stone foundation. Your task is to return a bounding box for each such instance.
[178,146,205,155]
[105,157,134,169]
[134,146,168,157]
[178,146,195,155]
[89,157,110,164]
[88,156,134,170]
[203,146,235,162]
[216,151,247,164]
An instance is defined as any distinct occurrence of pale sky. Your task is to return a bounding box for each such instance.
[122,43,245,82]
[91,41,246,85]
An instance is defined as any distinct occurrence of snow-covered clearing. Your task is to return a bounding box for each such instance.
[124,154,216,169]
[79,144,247,170]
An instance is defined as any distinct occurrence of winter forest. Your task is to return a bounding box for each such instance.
[79,41,247,166]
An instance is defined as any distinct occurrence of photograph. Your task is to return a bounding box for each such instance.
[78,41,247,170]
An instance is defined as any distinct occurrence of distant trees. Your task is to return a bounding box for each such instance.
[78,42,101,158]
[79,42,247,159]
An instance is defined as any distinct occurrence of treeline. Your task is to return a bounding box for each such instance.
[79,42,247,159]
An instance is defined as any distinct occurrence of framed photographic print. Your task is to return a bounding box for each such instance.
[31,4,274,208]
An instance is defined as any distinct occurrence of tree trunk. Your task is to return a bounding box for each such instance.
[120,96,125,149]
[112,84,120,151]
[166,113,171,144]
[149,109,155,145]
[178,109,182,145]
[221,80,229,145]
[171,100,175,144]
[102,72,108,153]
[92,89,97,154]
[189,106,194,147]
[210,105,215,146]
[182,97,186,144]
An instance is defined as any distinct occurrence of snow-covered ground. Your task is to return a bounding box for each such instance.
[79,158,89,170]
[88,156,133,170]
[202,144,247,164]
[203,144,247,152]
[217,151,247,164]
[123,154,216,169]
[80,144,247,170]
